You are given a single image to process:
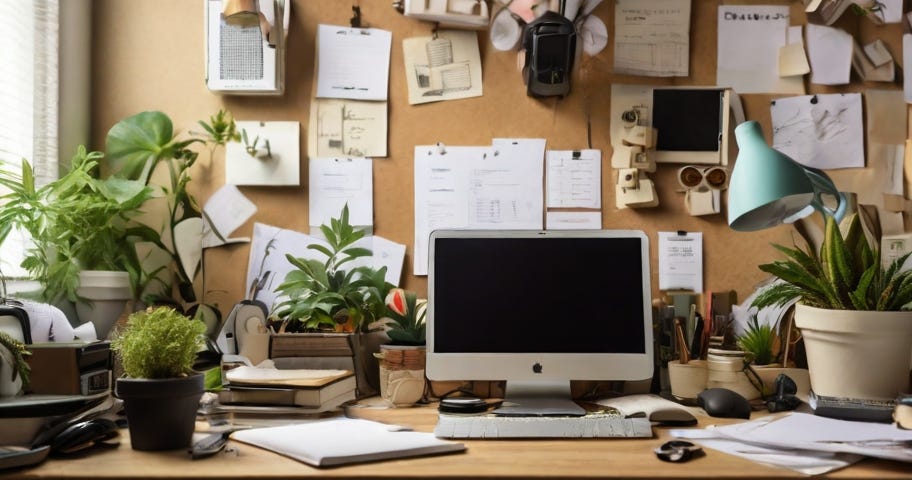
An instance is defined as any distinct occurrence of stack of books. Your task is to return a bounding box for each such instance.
[214,366,357,420]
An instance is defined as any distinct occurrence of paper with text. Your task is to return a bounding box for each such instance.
[613,0,690,77]
[546,149,601,209]
[770,93,863,169]
[413,141,544,275]
[308,99,388,158]
[316,25,392,101]
[309,157,373,231]
[717,5,803,94]
[546,211,602,230]
[658,231,702,292]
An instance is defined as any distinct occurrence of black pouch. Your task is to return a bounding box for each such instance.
[522,10,576,98]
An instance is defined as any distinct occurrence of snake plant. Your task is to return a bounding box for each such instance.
[753,213,912,311]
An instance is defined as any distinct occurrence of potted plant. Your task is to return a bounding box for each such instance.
[0,147,156,336]
[375,288,427,407]
[269,204,391,397]
[104,110,239,335]
[737,316,779,367]
[0,331,29,397]
[111,306,206,450]
[752,212,912,401]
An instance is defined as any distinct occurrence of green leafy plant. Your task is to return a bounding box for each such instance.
[753,213,912,311]
[271,205,391,333]
[0,147,155,304]
[0,331,30,389]
[111,306,206,378]
[736,316,778,366]
[382,288,426,346]
[104,110,239,322]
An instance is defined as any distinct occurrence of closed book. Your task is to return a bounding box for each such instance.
[225,366,353,388]
[808,390,895,423]
[215,388,357,418]
[219,374,356,408]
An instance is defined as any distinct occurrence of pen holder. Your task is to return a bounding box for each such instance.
[667,359,707,401]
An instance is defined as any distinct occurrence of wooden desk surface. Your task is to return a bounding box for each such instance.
[2,400,910,479]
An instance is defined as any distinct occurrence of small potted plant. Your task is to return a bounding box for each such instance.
[111,306,206,451]
[737,316,779,367]
[375,288,427,407]
[269,204,391,397]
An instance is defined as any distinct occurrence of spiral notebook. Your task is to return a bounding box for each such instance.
[230,417,466,467]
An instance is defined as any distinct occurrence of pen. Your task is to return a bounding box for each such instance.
[673,318,690,364]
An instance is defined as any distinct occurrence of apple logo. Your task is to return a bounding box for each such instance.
[532,362,543,374]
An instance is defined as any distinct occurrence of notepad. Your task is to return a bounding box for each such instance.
[230,417,466,467]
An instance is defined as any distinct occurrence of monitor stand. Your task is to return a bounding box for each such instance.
[493,380,586,416]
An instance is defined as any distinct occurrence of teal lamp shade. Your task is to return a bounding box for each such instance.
[728,121,845,231]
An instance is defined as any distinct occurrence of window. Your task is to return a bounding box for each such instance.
[1,0,88,285]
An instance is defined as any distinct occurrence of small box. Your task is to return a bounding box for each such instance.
[26,341,112,395]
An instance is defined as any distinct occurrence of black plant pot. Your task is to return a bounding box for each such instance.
[115,374,204,451]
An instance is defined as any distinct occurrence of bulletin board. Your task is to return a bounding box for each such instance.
[90,0,909,320]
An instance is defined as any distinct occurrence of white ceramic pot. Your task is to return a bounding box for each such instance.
[75,270,131,339]
[667,359,707,401]
[794,304,912,400]
[376,345,426,407]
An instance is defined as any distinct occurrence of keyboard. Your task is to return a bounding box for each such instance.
[433,414,653,439]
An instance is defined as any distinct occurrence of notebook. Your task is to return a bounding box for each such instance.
[230,417,466,467]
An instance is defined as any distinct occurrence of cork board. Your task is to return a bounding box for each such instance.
[90,0,908,319]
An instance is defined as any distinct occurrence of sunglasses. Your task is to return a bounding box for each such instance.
[677,166,730,192]
[654,440,704,463]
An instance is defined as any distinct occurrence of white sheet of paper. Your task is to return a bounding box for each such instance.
[717,5,803,94]
[309,157,373,231]
[202,184,257,248]
[546,149,601,209]
[402,30,483,105]
[658,231,703,292]
[316,24,392,101]
[806,23,853,85]
[613,0,690,77]
[225,121,300,186]
[770,93,864,169]
[413,141,544,275]
[307,99,388,158]
[545,211,602,230]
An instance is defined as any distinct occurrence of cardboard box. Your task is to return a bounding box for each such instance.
[26,341,112,395]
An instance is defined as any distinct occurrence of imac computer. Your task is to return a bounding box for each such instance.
[427,229,654,416]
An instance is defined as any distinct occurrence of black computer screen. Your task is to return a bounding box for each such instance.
[432,235,646,354]
[652,88,723,152]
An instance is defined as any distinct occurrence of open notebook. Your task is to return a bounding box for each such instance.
[230,417,466,467]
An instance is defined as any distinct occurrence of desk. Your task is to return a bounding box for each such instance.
[2,400,910,479]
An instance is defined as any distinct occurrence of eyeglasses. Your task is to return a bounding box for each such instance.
[654,440,704,463]
[677,166,730,192]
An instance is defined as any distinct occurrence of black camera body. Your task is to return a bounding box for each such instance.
[522,11,576,98]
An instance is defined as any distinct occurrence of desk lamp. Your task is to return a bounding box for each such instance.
[727,121,846,231]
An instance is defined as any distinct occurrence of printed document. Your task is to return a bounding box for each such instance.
[613,0,690,77]
[308,157,373,231]
[413,140,545,275]
[658,231,703,292]
[316,24,392,101]
[717,5,804,94]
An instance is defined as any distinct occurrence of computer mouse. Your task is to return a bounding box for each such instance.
[697,388,751,419]
[50,418,120,456]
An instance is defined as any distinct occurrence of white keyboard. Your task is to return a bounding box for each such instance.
[434,414,653,439]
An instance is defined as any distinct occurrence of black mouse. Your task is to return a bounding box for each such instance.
[50,418,120,456]
[697,388,751,419]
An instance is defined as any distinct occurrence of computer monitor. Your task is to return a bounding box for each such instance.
[427,229,654,416]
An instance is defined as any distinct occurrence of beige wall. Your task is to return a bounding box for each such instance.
[90,1,906,319]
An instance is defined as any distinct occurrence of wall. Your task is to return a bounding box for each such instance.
[90,0,907,319]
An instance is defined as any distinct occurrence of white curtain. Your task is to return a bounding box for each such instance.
[0,0,60,279]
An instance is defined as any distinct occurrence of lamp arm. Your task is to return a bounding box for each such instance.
[804,168,847,223]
